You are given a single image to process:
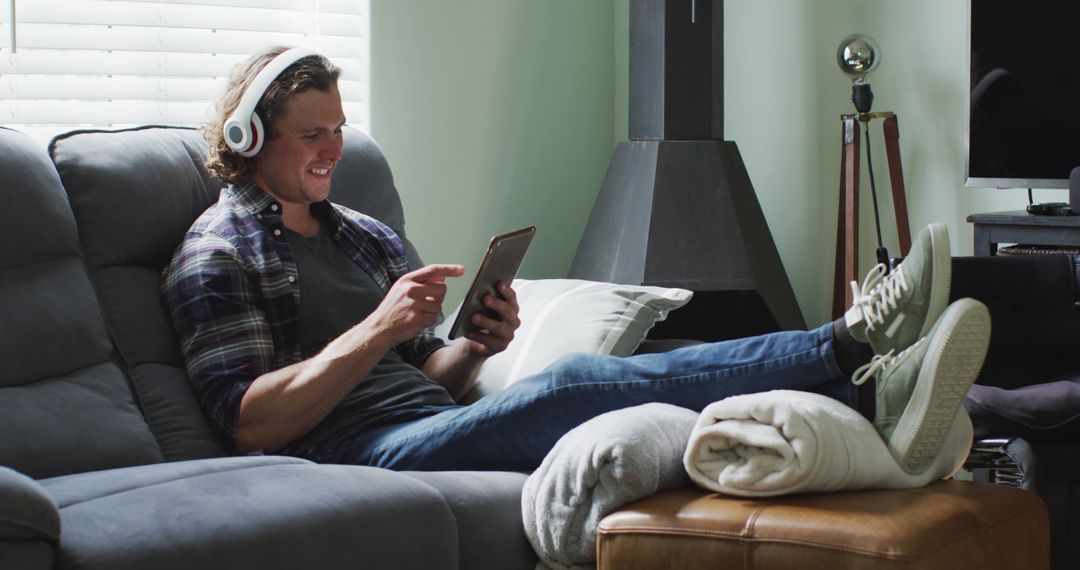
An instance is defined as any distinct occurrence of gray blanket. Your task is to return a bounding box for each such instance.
[521,403,698,570]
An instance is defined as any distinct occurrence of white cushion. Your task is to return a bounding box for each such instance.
[435,279,692,402]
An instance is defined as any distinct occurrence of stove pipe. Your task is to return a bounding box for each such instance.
[568,0,805,341]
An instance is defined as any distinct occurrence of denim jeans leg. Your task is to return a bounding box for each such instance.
[343,324,855,472]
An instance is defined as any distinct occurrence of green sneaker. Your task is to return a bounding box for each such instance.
[847,223,951,355]
[852,298,990,474]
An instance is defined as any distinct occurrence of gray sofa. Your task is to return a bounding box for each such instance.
[0,125,539,570]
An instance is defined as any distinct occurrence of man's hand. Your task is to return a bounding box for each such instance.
[421,280,521,400]
[366,264,465,346]
[463,281,521,357]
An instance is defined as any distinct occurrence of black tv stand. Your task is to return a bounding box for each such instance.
[968,210,1080,255]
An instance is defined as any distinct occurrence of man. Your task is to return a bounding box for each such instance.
[163,47,989,475]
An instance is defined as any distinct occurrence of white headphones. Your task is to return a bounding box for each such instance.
[223,47,321,157]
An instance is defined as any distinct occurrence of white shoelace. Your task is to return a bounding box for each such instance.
[850,337,924,386]
[850,263,909,333]
[851,350,896,386]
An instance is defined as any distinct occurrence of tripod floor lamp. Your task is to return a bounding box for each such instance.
[832,34,912,319]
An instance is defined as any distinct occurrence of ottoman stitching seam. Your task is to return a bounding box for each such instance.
[595,501,1048,562]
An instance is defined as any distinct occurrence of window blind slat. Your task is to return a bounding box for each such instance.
[120,0,316,11]
[5,105,366,130]
[17,2,360,36]
[0,51,365,80]
[0,76,218,100]
[5,102,364,128]
[1,0,370,144]
[0,51,244,76]
[117,0,366,17]
[3,100,171,123]
[320,0,367,15]
[14,24,364,56]
[0,75,366,101]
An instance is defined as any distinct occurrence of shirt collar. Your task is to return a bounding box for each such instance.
[229,182,278,217]
[227,182,346,235]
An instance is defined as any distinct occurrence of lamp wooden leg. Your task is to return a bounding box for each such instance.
[883,114,912,256]
[833,115,861,319]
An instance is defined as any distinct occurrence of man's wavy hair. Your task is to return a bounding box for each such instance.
[204,46,342,184]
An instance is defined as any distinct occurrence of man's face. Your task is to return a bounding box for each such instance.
[251,83,346,206]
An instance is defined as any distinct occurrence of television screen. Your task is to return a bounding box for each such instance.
[967,0,1080,189]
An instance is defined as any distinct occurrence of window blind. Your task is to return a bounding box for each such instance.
[0,0,369,144]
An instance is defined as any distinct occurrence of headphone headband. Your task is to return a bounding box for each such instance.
[223,47,322,157]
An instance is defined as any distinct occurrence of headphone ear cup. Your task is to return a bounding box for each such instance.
[239,113,265,157]
[224,47,318,157]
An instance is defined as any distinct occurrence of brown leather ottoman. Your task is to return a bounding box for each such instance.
[597,480,1048,570]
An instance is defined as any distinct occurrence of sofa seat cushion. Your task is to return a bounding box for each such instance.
[597,481,1050,570]
[41,457,461,570]
[403,471,537,570]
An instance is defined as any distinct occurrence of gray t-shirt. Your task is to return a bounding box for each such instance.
[282,225,456,458]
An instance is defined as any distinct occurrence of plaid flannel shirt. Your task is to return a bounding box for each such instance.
[162,183,445,445]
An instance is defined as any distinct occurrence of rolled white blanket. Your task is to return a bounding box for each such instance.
[522,403,698,570]
[684,390,972,497]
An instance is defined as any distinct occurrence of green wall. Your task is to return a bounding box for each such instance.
[369,1,615,307]
[372,0,1054,326]
[719,0,1051,326]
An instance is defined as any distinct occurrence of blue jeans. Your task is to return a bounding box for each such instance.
[339,324,856,471]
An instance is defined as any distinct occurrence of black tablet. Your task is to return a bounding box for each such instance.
[448,226,536,340]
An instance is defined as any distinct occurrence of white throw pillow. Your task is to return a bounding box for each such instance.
[434,279,692,403]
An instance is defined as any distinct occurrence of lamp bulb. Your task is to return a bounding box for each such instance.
[836,33,880,84]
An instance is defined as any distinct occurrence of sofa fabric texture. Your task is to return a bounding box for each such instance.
[43,458,461,570]
[0,466,59,543]
[0,127,163,479]
[0,124,536,570]
[50,126,229,463]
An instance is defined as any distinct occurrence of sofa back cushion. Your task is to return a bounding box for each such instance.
[0,127,163,478]
[49,125,423,460]
[51,126,230,461]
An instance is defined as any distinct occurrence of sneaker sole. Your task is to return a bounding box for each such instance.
[889,298,990,475]
[918,223,952,340]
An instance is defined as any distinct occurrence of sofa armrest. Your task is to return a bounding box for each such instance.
[0,466,59,543]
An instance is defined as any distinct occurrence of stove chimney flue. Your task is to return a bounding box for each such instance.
[569,0,805,341]
[630,0,723,141]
